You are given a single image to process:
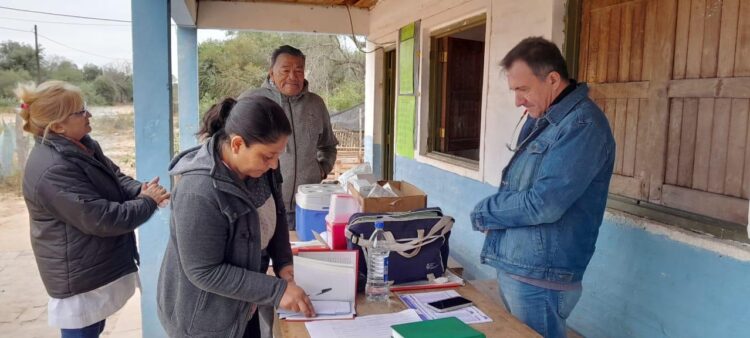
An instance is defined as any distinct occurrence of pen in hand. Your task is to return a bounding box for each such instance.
[313,288,332,296]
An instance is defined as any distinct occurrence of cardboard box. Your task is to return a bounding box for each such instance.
[348,180,427,213]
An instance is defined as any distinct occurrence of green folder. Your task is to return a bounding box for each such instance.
[391,317,485,338]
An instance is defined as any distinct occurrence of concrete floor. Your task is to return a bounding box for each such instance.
[0,193,141,338]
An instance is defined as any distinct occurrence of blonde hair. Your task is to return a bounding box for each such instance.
[14,80,85,138]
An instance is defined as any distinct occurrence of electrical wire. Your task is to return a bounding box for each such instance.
[0,15,129,27]
[37,33,125,61]
[0,5,131,23]
[0,26,32,33]
[344,4,394,54]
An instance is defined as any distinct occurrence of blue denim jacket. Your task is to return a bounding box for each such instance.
[471,83,615,283]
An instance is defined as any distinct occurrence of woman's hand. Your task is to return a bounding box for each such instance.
[279,282,315,317]
[278,265,294,283]
[139,177,170,206]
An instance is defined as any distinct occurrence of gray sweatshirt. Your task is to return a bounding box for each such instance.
[157,136,292,337]
[240,79,338,211]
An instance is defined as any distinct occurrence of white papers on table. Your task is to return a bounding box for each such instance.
[278,300,352,320]
[285,251,358,321]
[398,290,492,324]
[290,238,328,251]
[304,309,422,338]
[390,270,465,291]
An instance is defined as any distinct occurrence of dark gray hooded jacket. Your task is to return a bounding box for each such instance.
[22,134,156,299]
[240,79,338,211]
[157,136,292,338]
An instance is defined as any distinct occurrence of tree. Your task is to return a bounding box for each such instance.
[0,40,135,108]
[45,57,84,84]
[0,41,39,74]
[91,65,133,105]
[82,64,102,82]
[0,69,32,98]
[197,32,365,114]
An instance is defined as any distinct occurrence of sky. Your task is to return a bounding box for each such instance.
[0,0,229,70]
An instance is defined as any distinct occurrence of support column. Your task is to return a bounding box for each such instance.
[364,40,383,178]
[131,0,172,336]
[177,26,200,150]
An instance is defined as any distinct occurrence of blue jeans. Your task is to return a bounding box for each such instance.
[60,320,105,338]
[497,271,581,338]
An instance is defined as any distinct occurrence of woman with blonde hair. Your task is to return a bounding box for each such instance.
[17,80,170,338]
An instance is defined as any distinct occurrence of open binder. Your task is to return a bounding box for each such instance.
[279,250,359,321]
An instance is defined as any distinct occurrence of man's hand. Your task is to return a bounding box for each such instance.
[279,265,294,283]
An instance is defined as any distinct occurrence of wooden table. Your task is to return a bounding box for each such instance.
[274,280,541,338]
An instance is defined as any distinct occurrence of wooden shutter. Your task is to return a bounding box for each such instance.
[579,0,655,200]
[579,0,750,224]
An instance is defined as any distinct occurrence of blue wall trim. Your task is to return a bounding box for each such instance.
[131,1,172,336]
[177,26,199,151]
[372,143,382,180]
[365,135,384,180]
[394,156,750,337]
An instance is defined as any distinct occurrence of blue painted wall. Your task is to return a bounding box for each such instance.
[394,156,496,280]
[131,1,172,336]
[393,155,750,337]
[177,27,200,151]
[365,135,381,179]
[570,216,750,338]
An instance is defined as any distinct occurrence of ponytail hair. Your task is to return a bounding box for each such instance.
[199,95,291,147]
[198,97,236,139]
[15,80,84,138]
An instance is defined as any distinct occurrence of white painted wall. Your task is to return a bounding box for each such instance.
[364,40,385,147]
[366,0,566,186]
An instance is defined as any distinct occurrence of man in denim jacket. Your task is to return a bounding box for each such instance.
[471,37,615,338]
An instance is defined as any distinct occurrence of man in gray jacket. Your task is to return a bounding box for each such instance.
[239,45,338,230]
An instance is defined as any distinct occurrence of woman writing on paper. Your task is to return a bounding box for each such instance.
[157,96,315,338]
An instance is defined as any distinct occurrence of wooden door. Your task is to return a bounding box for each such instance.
[578,0,750,224]
[382,50,396,180]
[438,36,484,156]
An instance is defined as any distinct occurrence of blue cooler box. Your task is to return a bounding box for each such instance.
[295,184,344,241]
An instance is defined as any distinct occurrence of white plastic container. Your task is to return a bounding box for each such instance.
[295,184,344,241]
[327,193,360,223]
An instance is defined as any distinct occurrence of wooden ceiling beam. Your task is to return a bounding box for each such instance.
[199,0,377,9]
[196,1,370,34]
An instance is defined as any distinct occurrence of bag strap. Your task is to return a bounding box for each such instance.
[388,216,453,257]
[384,230,424,258]
[351,216,454,258]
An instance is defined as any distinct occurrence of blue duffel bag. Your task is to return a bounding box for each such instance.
[345,208,454,286]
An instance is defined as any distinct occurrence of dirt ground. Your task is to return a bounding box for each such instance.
[0,108,141,337]
[0,106,363,337]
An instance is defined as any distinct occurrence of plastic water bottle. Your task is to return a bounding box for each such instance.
[366,220,390,302]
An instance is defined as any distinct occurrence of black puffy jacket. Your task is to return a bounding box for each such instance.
[22,134,157,298]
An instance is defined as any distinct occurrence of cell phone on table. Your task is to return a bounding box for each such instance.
[426,296,474,313]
